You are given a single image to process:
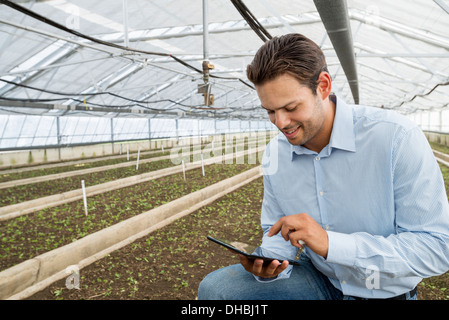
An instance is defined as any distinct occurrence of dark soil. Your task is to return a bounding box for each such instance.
[4,140,449,300]
[28,177,265,300]
[0,149,169,183]
[26,176,449,301]
[0,163,256,271]
[0,158,176,207]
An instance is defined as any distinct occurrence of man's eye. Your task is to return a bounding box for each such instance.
[286,107,297,112]
[266,110,274,114]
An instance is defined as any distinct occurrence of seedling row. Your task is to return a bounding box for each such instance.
[0,136,265,207]
[26,144,449,300]
[0,135,264,184]
[28,176,266,300]
[0,158,258,271]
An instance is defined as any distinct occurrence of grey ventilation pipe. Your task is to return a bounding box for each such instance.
[313,0,359,104]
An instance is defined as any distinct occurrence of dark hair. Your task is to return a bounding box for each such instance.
[246,33,328,93]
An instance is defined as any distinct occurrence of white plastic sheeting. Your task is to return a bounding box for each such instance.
[0,0,448,149]
[0,114,273,149]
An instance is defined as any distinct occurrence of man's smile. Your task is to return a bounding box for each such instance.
[282,125,301,138]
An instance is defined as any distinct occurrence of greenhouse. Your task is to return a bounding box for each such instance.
[1,0,449,303]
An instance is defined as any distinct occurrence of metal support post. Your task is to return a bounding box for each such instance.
[110,118,114,154]
[56,116,61,160]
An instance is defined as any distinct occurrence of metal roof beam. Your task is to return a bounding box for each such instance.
[90,14,322,44]
[356,61,423,87]
[0,99,235,119]
[434,0,449,15]
[349,8,449,50]
[0,39,78,96]
[385,29,445,81]
[354,42,449,78]
[354,53,449,58]
[259,0,297,33]
[61,62,143,106]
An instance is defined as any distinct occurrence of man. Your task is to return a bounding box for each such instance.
[198,33,449,300]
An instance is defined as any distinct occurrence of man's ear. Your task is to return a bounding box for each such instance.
[316,72,332,101]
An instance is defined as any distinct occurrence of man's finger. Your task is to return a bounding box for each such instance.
[267,218,283,237]
[252,259,264,275]
[281,225,294,241]
[277,260,289,273]
[264,260,281,276]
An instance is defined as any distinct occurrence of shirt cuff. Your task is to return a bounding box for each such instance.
[325,231,357,267]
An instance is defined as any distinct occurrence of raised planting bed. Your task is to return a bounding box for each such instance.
[0,161,258,272]
[25,163,449,301]
[27,176,266,300]
[430,141,449,155]
[0,148,170,184]
[2,165,262,299]
[0,158,174,207]
[0,135,262,185]
[0,137,262,207]
[0,146,265,223]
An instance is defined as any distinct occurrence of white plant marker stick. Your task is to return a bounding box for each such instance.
[201,154,205,177]
[81,180,88,217]
[182,160,186,180]
[127,144,129,161]
[136,147,141,170]
[162,145,164,152]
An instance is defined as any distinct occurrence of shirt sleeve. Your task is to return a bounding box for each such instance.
[326,126,449,280]
[253,156,300,282]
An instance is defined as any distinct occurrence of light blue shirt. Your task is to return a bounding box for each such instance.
[259,95,449,298]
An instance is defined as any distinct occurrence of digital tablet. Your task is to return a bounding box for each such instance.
[207,236,301,266]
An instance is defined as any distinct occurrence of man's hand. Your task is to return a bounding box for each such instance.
[238,255,289,279]
[268,213,329,258]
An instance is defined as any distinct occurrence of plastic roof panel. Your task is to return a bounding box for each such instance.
[0,0,448,148]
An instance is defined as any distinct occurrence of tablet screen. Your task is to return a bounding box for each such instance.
[207,236,300,266]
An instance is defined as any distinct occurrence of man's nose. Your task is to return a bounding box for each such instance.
[274,110,290,128]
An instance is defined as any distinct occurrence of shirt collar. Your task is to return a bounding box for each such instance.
[290,95,356,159]
[328,95,356,153]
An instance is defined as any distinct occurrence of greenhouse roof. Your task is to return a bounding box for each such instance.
[0,0,448,121]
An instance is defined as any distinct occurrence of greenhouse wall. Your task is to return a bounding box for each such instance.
[407,110,449,147]
[408,110,449,133]
[0,114,275,150]
[0,114,277,168]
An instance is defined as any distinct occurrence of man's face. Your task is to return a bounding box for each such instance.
[256,73,326,149]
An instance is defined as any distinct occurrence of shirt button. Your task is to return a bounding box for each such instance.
[325,225,330,230]
[319,191,324,196]
[315,157,320,161]
[342,280,347,285]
